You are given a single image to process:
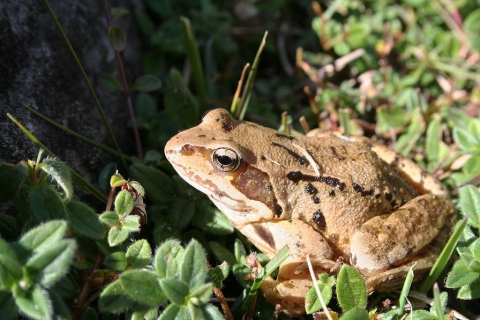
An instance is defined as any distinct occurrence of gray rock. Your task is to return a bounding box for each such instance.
[0,0,142,181]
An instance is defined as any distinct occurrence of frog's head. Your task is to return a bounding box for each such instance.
[165,109,283,229]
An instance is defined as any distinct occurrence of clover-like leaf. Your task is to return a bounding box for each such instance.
[115,190,134,216]
[108,226,129,247]
[66,200,104,240]
[19,220,67,254]
[126,239,152,269]
[336,264,367,311]
[180,240,207,289]
[155,239,185,278]
[108,26,126,51]
[41,158,73,201]
[119,270,166,305]
[99,280,134,312]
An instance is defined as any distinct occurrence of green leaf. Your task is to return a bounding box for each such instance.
[0,213,17,240]
[207,262,229,288]
[28,185,67,221]
[336,265,367,311]
[189,283,213,305]
[446,259,480,288]
[104,252,127,271]
[99,211,119,227]
[110,173,127,188]
[0,237,23,285]
[262,245,290,279]
[12,284,51,319]
[50,290,72,320]
[159,278,189,305]
[120,269,166,305]
[132,74,162,92]
[66,200,104,240]
[19,220,67,253]
[123,215,140,231]
[41,158,73,201]
[0,291,17,319]
[115,190,134,216]
[108,26,126,51]
[158,304,189,320]
[129,163,174,205]
[25,239,76,286]
[181,240,206,289]
[169,198,195,230]
[209,242,236,266]
[131,305,158,320]
[457,277,480,299]
[453,127,480,153]
[126,239,152,269]
[425,117,441,166]
[459,185,480,228]
[305,273,334,314]
[464,9,480,52]
[191,205,234,235]
[100,74,123,92]
[98,280,134,312]
[340,307,370,320]
[397,264,416,317]
[197,303,224,320]
[111,7,129,19]
[164,69,199,129]
[0,162,26,204]
[394,113,425,156]
[108,226,129,247]
[155,239,184,278]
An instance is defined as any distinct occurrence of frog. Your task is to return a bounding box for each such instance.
[164,108,456,316]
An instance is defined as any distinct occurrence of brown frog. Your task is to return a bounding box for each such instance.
[164,108,456,316]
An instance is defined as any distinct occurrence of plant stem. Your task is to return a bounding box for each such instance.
[103,0,143,160]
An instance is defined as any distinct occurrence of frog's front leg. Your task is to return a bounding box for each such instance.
[240,220,334,316]
[350,194,455,276]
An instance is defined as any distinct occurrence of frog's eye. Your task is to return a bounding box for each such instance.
[211,148,241,172]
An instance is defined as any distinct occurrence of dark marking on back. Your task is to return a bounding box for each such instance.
[253,224,276,249]
[313,195,320,203]
[385,192,393,201]
[197,134,206,138]
[313,209,326,231]
[272,142,307,165]
[329,190,335,197]
[274,202,283,217]
[287,171,346,191]
[275,133,294,140]
[222,122,233,132]
[305,183,318,195]
[352,183,373,196]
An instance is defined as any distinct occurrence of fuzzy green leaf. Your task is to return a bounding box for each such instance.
[108,26,126,51]
[66,200,104,240]
[457,277,480,299]
[28,185,67,221]
[425,117,441,165]
[159,278,189,305]
[0,237,22,285]
[446,259,480,288]
[0,162,26,204]
[0,213,17,240]
[132,74,162,92]
[99,211,119,227]
[115,190,134,216]
[459,185,480,228]
[305,274,335,314]
[25,239,76,286]
[209,242,236,266]
[120,269,166,305]
[158,304,189,320]
[104,252,127,271]
[50,291,71,320]
[123,215,140,231]
[181,240,206,289]
[164,69,199,129]
[336,264,367,311]
[169,198,195,230]
[19,220,67,253]
[99,280,134,312]
[41,158,73,201]
[111,7,129,19]
[453,127,480,152]
[129,163,174,205]
[207,262,229,288]
[108,226,129,247]
[126,239,152,269]
[155,239,185,278]
[189,283,213,305]
[340,307,370,320]
[191,205,234,235]
[110,173,127,188]
[12,284,51,319]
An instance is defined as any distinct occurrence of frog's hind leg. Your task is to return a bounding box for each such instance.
[349,194,455,277]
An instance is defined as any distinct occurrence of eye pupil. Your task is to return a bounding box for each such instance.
[211,148,241,172]
[217,155,233,166]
